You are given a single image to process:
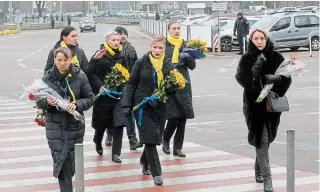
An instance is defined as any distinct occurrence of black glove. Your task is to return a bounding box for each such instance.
[179,52,189,60]
[165,82,176,93]
[265,74,281,84]
[148,99,158,108]
[252,53,266,76]
[123,107,131,118]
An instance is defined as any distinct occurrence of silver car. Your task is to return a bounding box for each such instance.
[250,12,319,51]
[79,18,96,33]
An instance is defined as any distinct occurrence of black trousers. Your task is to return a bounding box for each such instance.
[140,144,162,177]
[237,34,247,53]
[94,126,124,156]
[255,126,271,179]
[163,118,187,150]
[58,163,73,192]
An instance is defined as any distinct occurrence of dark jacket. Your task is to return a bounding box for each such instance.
[88,45,129,129]
[165,40,196,120]
[36,65,93,178]
[235,39,292,148]
[122,41,138,72]
[44,41,89,75]
[122,53,174,145]
[233,13,249,36]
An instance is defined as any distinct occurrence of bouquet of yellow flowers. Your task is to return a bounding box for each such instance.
[133,69,185,125]
[184,38,208,59]
[94,63,130,101]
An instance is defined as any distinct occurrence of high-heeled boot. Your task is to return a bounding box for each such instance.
[254,158,263,183]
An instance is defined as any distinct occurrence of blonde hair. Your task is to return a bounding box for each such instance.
[151,34,166,46]
[104,31,120,40]
[249,29,268,40]
[54,47,72,59]
[168,20,180,30]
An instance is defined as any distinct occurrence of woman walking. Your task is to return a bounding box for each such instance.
[162,21,196,157]
[44,26,89,75]
[235,29,292,192]
[122,35,178,186]
[37,47,93,192]
[88,31,128,163]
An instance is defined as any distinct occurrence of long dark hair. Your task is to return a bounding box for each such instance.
[60,26,77,41]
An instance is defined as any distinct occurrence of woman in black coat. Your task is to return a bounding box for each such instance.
[44,26,89,75]
[162,21,196,158]
[235,29,292,192]
[37,47,93,192]
[122,35,176,186]
[88,31,129,163]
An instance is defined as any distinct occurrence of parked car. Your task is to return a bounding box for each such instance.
[249,12,319,51]
[79,18,96,32]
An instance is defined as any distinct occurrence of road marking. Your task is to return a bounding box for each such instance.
[193,94,229,98]
[23,55,31,58]
[17,59,23,62]
[30,51,38,55]
[32,69,43,73]
[297,87,319,90]
[218,68,227,72]
[0,110,36,115]
[18,63,27,68]
[307,112,319,115]
[43,45,48,48]
[37,48,42,52]
[133,30,152,40]
[208,77,232,80]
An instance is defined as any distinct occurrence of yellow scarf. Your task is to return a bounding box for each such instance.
[104,43,123,56]
[58,70,76,104]
[167,34,183,64]
[60,41,80,67]
[149,53,164,87]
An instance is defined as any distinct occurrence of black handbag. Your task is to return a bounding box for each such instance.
[260,79,290,113]
[266,91,289,112]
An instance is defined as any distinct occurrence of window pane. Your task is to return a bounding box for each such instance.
[294,16,309,28]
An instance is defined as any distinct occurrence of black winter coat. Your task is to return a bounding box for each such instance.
[235,39,292,148]
[165,40,196,120]
[37,65,93,178]
[44,41,89,75]
[88,46,129,129]
[233,15,250,36]
[122,41,138,72]
[122,54,174,145]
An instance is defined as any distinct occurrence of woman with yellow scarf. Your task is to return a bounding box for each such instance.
[163,21,197,158]
[44,26,89,75]
[122,35,176,186]
[88,31,129,164]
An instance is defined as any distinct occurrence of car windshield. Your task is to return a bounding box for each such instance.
[251,16,279,29]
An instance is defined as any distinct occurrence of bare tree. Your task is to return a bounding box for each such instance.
[35,1,45,17]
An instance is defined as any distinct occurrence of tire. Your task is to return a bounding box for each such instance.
[93,29,96,32]
[290,47,299,51]
[221,37,232,52]
[310,37,319,51]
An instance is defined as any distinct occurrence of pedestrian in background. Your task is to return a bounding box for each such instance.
[162,21,196,158]
[37,47,93,192]
[234,12,250,55]
[122,34,176,186]
[235,29,292,192]
[44,26,89,75]
[104,26,143,150]
[88,31,129,163]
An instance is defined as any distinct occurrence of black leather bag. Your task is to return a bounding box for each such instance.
[260,79,290,113]
[266,91,289,112]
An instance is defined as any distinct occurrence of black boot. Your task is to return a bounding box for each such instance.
[153,176,163,186]
[105,134,113,146]
[112,155,122,163]
[162,139,170,155]
[263,178,273,192]
[129,137,143,150]
[93,134,103,155]
[140,162,151,175]
[173,149,186,157]
[254,161,263,183]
